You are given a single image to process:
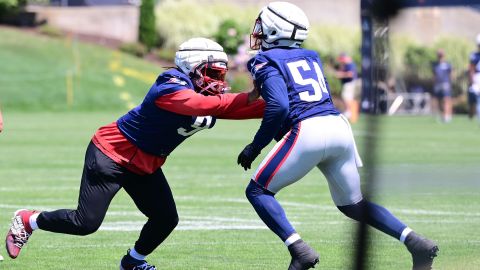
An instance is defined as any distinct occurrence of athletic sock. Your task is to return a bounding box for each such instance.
[285,233,301,247]
[29,213,40,231]
[129,247,146,261]
[400,227,413,243]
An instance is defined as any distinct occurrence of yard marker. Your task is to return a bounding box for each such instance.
[66,70,74,107]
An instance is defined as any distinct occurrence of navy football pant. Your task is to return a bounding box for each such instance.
[37,141,179,256]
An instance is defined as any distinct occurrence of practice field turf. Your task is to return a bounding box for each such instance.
[0,112,479,269]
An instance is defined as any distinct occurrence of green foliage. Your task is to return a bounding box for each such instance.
[38,24,64,38]
[139,0,157,50]
[303,25,361,64]
[214,19,247,55]
[155,47,176,63]
[404,44,437,81]
[155,0,257,51]
[227,72,251,93]
[119,42,148,57]
[0,0,26,19]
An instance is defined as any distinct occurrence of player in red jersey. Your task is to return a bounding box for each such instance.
[5,37,264,270]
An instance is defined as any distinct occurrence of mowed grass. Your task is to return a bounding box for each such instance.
[0,27,161,111]
[0,112,479,269]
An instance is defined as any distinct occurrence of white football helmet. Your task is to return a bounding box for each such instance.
[250,1,309,50]
[476,33,480,45]
[175,37,229,95]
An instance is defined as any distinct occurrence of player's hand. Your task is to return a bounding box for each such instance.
[237,143,261,171]
[247,83,260,103]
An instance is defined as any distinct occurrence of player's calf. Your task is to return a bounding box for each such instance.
[288,239,319,270]
[5,209,39,259]
[405,231,439,270]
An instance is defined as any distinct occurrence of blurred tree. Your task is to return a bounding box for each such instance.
[403,44,436,92]
[0,0,26,21]
[214,19,246,55]
[139,0,157,51]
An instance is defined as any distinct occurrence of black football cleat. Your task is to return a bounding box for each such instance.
[405,232,439,270]
[120,249,157,270]
[288,239,320,270]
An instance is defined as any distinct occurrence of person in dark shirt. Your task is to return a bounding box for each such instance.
[5,37,265,270]
[0,106,3,133]
[432,49,453,123]
[468,34,480,122]
[237,2,438,270]
[336,52,359,122]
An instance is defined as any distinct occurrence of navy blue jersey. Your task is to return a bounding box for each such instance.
[247,48,338,149]
[340,62,357,84]
[470,52,480,73]
[432,61,452,84]
[117,69,215,157]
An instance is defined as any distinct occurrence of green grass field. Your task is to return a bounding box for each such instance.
[0,27,160,111]
[0,112,479,270]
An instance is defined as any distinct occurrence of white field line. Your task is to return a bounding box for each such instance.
[1,198,480,218]
[1,197,479,232]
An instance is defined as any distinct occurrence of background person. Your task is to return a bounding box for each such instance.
[432,49,453,123]
[335,52,359,123]
[5,38,264,270]
[237,2,438,270]
[468,34,480,122]
[0,105,3,133]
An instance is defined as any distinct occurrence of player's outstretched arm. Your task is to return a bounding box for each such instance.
[155,88,265,119]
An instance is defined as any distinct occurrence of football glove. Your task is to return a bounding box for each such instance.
[237,143,261,171]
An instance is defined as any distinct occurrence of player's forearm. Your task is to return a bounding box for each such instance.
[155,90,250,116]
[217,99,265,119]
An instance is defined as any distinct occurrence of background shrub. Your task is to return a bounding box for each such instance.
[119,42,148,57]
[139,0,156,50]
[155,0,257,51]
[214,19,248,55]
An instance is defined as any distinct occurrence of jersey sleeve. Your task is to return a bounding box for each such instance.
[216,99,265,119]
[155,89,256,117]
[248,54,282,90]
[250,75,290,150]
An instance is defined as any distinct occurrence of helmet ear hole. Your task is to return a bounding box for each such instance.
[271,30,276,35]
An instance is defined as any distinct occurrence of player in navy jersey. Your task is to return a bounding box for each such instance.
[432,49,453,123]
[468,34,480,121]
[5,38,265,270]
[237,2,438,270]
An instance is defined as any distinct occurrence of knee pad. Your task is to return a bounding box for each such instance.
[337,200,366,222]
[245,180,274,201]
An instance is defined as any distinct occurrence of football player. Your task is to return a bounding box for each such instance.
[5,37,264,270]
[468,34,480,122]
[432,49,453,123]
[237,2,438,270]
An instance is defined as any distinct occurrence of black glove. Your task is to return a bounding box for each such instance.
[237,143,261,171]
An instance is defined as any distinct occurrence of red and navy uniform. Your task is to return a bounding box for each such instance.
[93,69,264,175]
[36,68,265,256]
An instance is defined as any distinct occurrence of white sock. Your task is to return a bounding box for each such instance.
[129,247,146,261]
[400,227,413,243]
[29,213,40,231]
[284,233,301,247]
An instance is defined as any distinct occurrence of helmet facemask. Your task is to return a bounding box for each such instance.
[191,60,228,96]
[250,17,266,50]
